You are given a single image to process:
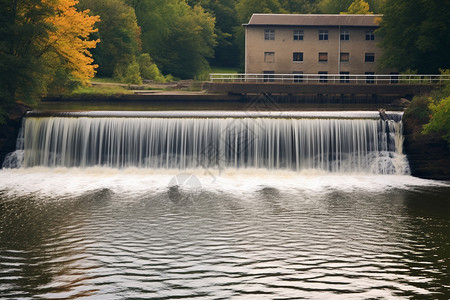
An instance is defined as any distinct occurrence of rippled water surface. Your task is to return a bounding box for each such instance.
[0,169,449,299]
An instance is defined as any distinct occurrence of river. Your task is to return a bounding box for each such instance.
[0,111,449,299]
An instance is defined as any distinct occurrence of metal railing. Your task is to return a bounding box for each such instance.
[209,73,450,84]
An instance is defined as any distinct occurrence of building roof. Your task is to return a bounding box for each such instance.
[246,14,382,27]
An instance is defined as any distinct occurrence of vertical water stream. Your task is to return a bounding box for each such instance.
[2,112,409,174]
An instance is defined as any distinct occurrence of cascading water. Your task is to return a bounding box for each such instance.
[2,111,409,174]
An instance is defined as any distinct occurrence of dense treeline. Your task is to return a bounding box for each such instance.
[1,0,450,123]
[0,0,100,121]
[378,0,450,74]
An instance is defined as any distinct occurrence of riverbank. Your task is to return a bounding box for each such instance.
[0,103,31,166]
[403,97,450,181]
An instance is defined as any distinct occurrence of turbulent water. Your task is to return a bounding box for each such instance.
[0,111,448,299]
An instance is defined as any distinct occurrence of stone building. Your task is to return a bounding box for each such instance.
[244,14,389,80]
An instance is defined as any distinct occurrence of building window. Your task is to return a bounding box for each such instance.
[319,52,328,62]
[340,72,350,83]
[293,30,304,41]
[264,71,275,82]
[319,30,328,40]
[264,52,274,63]
[319,71,328,83]
[293,52,303,62]
[264,29,275,40]
[366,30,375,40]
[340,52,349,63]
[293,72,303,83]
[366,72,375,84]
[365,53,375,63]
[340,30,349,40]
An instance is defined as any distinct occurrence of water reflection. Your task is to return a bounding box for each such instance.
[399,188,450,298]
[0,180,449,299]
[0,191,107,298]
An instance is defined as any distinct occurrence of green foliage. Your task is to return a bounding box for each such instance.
[209,67,240,73]
[318,0,353,13]
[0,0,99,122]
[46,66,81,96]
[432,69,450,100]
[0,0,54,110]
[195,0,240,68]
[236,0,287,24]
[138,53,169,82]
[378,0,450,73]
[318,0,384,13]
[403,95,431,124]
[422,70,450,145]
[423,96,450,144]
[345,0,371,14]
[370,0,386,13]
[124,60,142,85]
[113,57,142,85]
[127,0,217,79]
[139,54,160,81]
[280,0,318,14]
[77,0,141,78]
[70,84,132,96]
[160,4,216,78]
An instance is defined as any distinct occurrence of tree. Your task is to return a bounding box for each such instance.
[121,57,142,84]
[318,0,353,13]
[0,0,53,111]
[235,0,287,24]
[346,0,371,14]
[138,53,167,82]
[422,70,450,145]
[127,0,216,78]
[280,0,318,14]
[423,96,450,144]
[378,0,450,73]
[45,0,100,84]
[0,0,99,121]
[189,0,240,68]
[160,5,217,78]
[77,0,141,78]
[318,0,384,13]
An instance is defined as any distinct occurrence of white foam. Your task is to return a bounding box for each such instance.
[0,167,446,199]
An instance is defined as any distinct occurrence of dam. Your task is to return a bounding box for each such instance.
[5,111,408,174]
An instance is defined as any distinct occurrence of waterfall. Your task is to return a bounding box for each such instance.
[2,112,410,174]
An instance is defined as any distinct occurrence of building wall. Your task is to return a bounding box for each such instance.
[245,25,384,75]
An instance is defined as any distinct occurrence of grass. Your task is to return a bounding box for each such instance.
[71,84,133,96]
[91,77,121,84]
[208,67,241,74]
[195,66,241,81]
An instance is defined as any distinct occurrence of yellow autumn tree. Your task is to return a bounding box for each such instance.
[44,0,100,84]
[345,0,372,14]
[0,0,100,122]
